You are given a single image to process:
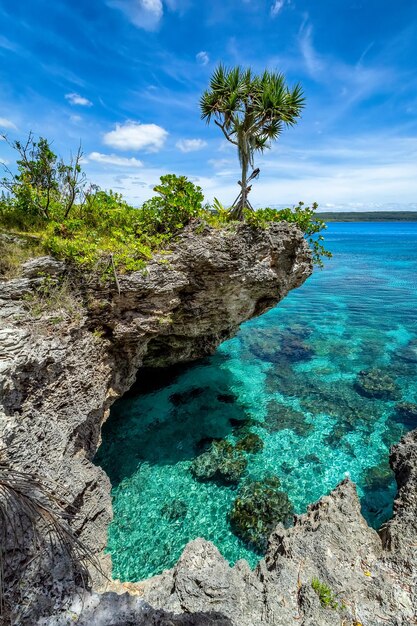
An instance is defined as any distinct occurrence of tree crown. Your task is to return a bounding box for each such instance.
[200,65,305,163]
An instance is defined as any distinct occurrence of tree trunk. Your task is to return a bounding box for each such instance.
[231,156,248,221]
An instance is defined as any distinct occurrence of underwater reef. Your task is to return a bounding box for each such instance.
[1,222,416,625]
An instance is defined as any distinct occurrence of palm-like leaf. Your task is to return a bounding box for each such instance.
[0,458,105,622]
[200,65,305,219]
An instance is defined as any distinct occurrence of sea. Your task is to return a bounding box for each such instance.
[95,222,417,581]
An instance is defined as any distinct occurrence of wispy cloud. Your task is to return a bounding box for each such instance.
[176,138,207,152]
[298,23,324,78]
[0,35,19,53]
[106,0,163,30]
[271,0,286,17]
[196,51,209,66]
[298,20,396,117]
[0,117,17,130]
[103,121,168,151]
[88,151,143,167]
[65,93,93,107]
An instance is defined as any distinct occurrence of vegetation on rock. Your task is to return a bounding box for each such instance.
[200,65,305,220]
[311,577,342,610]
[1,132,330,273]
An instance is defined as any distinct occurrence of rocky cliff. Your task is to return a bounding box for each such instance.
[1,222,415,626]
[0,222,311,624]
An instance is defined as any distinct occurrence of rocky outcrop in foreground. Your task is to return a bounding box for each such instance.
[1,223,416,625]
[0,222,311,624]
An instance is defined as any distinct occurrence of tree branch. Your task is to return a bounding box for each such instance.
[214,120,238,146]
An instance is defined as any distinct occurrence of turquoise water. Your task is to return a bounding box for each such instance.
[95,222,417,582]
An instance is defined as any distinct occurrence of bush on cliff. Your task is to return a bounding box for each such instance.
[0,133,330,272]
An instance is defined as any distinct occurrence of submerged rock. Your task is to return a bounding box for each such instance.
[190,440,248,485]
[354,368,400,400]
[235,432,264,453]
[170,387,207,406]
[265,401,313,436]
[393,402,417,427]
[229,476,294,551]
[217,393,236,404]
[161,499,188,522]
[279,335,314,362]
[394,338,417,364]
[246,327,314,365]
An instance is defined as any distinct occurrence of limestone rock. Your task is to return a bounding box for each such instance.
[20,256,66,278]
[0,222,312,624]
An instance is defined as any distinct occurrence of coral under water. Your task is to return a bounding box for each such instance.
[95,222,417,581]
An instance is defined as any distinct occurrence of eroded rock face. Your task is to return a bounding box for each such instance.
[2,222,416,625]
[126,475,416,626]
[0,222,312,623]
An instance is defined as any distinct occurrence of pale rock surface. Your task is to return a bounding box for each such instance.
[1,223,416,625]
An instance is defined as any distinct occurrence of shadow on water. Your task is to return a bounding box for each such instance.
[95,353,252,487]
[92,223,417,582]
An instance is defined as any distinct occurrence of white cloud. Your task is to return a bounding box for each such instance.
[88,152,144,167]
[0,36,18,52]
[65,93,93,107]
[176,138,207,153]
[107,0,163,30]
[196,51,209,66]
[69,114,82,124]
[298,24,324,78]
[0,117,17,130]
[271,0,285,17]
[103,121,168,152]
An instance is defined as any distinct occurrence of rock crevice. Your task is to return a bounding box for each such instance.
[0,222,415,625]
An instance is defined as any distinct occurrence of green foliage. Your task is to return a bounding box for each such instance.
[0,133,331,272]
[211,197,232,222]
[201,65,305,219]
[141,174,205,233]
[311,577,342,610]
[1,133,86,227]
[243,202,331,267]
[0,236,43,279]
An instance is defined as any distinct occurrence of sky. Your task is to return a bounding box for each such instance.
[0,0,417,210]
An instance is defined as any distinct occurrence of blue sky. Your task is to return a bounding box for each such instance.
[1,0,417,210]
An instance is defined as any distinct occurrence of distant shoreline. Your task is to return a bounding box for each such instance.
[316,211,417,222]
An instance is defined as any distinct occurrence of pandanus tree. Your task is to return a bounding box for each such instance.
[200,66,305,220]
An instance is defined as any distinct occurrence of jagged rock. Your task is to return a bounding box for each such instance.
[139,539,265,626]
[0,222,312,624]
[20,256,66,278]
[1,221,416,625]
[37,592,233,625]
[354,368,400,400]
[136,475,416,625]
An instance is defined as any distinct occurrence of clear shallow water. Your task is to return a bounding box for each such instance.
[95,222,417,582]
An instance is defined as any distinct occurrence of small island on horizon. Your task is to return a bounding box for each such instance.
[316,211,417,222]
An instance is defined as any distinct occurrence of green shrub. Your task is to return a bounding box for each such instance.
[140,174,205,234]
[311,577,342,610]
[0,133,331,271]
[243,202,331,267]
